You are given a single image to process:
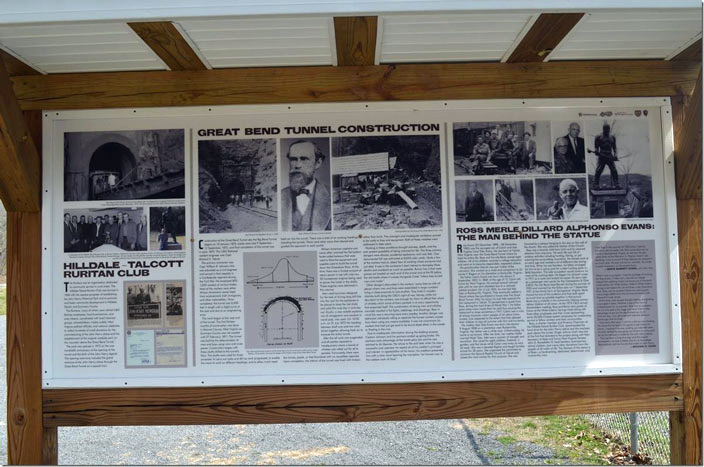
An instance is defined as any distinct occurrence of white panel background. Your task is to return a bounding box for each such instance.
[41,98,682,388]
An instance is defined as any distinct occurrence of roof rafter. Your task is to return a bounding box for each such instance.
[507,13,585,63]
[128,21,207,71]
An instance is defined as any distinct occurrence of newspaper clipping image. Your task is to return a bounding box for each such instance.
[165,282,185,328]
[124,280,187,368]
[125,282,163,329]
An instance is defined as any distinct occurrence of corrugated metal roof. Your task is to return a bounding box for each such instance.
[0,22,167,73]
[177,16,336,68]
[548,10,702,60]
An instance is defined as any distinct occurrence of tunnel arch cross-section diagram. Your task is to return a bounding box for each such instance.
[243,251,319,349]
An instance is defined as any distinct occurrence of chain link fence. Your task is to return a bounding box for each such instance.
[585,412,670,465]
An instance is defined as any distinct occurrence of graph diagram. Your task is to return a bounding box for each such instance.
[247,257,314,285]
[260,296,304,343]
[243,251,319,349]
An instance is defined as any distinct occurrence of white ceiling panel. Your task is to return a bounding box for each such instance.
[378,13,535,63]
[178,16,335,68]
[1,1,699,25]
[549,9,702,60]
[207,56,334,68]
[0,22,167,73]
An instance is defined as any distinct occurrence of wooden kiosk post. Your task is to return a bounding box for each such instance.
[0,55,45,463]
[0,10,701,465]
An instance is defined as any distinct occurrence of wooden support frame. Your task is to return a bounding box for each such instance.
[7,211,44,464]
[43,375,683,427]
[672,38,703,63]
[333,16,378,66]
[0,58,40,211]
[0,49,40,77]
[2,58,701,465]
[128,22,207,71]
[506,13,585,63]
[9,60,700,110]
[670,70,703,466]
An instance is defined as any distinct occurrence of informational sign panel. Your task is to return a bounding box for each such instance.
[41,99,681,388]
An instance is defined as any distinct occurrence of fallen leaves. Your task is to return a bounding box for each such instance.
[606,445,653,465]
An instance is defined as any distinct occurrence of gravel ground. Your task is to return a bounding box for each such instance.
[0,316,564,465]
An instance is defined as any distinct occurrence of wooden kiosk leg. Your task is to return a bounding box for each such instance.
[7,211,46,464]
[670,197,703,465]
[670,73,703,465]
[42,427,58,464]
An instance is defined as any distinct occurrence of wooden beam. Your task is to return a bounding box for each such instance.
[43,374,682,427]
[10,60,700,111]
[0,58,41,211]
[672,72,702,200]
[676,197,703,465]
[7,211,43,463]
[670,410,686,465]
[41,427,58,465]
[334,16,378,66]
[672,38,702,62]
[128,21,206,71]
[507,13,584,63]
[0,49,40,77]
[672,69,703,463]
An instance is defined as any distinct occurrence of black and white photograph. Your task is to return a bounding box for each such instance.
[586,119,653,218]
[495,178,535,221]
[535,177,589,221]
[149,206,186,250]
[165,281,185,328]
[454,121,552,176]
[198,139,277,233]
[125,281,163,329]
[551,121,587,174]
[331,135,443,230]
[63,207,147,253]
[64,129,185,201]
[455,180,494,222]
[280,137,331,231]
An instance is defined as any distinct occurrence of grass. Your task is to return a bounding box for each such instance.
[498,435,517,446]
[0,286,5,316]
[460,415,620,465]
[541,415,617,465]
